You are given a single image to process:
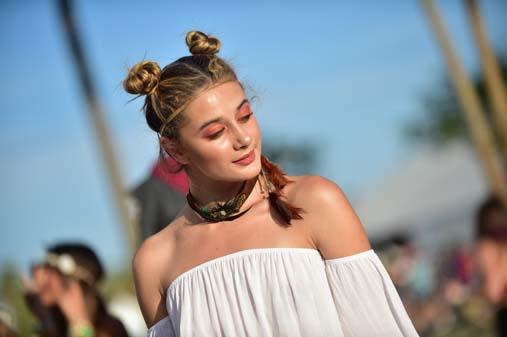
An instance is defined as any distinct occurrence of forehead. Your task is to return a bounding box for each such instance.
[183,81,246,125]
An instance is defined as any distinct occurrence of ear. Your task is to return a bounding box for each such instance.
[159,136,189,165]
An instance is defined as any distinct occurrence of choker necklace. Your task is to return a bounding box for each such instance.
[187,180,252,222]
[186,170,272,222]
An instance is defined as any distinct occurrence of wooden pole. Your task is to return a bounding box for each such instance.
[465,0,507,156]
[57,0,138,254]
[419,0,507,206]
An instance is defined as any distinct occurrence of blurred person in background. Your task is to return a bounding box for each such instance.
[475,194,507,337]
[22,242,129,337]
[124,30,419,336]
[132,155,189,241]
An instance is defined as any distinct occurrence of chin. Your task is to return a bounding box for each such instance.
[238,159,262,175]
[221,160,261,182]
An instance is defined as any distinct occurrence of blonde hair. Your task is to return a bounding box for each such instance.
[123,31,303,225]
[123,31,237,140]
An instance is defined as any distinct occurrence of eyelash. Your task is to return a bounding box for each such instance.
[207,112,254,139]
[208,130,224,139]
[240,112,253,122]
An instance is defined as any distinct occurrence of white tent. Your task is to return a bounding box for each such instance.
[353,140,490,252]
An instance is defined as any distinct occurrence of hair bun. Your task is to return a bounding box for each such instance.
[123,61,161,96]
[185,31,221,56]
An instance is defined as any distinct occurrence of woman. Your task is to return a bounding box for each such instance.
[125,31,419,337]
[23,243,129,337]
[475,195,507,337]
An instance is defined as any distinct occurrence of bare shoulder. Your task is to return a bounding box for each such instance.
[133,229,174,281]
[285,175,371,259]
[284,175,352,211]
[132,217,181,328]
[132,208,188,275]
[285,175,342,204]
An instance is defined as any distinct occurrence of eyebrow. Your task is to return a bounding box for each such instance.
[198,98,249,131]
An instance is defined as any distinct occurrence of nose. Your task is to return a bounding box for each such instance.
[231,124,252,150]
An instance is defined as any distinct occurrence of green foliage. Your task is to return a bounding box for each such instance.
[403,80,470,146]
[0,264,37,337]
[403,54,507,156]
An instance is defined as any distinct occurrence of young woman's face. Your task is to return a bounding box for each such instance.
[31,265,65,306]
[172,81,262,182]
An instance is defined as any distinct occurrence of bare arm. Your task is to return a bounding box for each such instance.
[132,236,171,328]
[291,176,419,336]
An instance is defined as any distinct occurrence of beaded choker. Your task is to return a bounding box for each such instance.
[186,169,273,222]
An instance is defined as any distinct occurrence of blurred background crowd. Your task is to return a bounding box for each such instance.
[1,0,506,336]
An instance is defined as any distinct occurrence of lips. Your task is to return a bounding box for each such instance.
[233,150,255,164]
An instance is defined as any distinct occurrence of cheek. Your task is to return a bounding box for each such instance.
[251,121,261,143]
[182,120,262,168]
[49,276,65,294]
[246,119,262,151]
[187,139,233,166]
[32,268,48,287]
[39,283,58,305]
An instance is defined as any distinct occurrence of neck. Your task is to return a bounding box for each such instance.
[187,174,259,209]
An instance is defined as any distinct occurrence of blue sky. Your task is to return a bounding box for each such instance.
[1,0,505,273]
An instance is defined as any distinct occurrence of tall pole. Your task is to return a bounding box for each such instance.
[57,0,138,254]
[465,0,507,156]
[419,0,507,207]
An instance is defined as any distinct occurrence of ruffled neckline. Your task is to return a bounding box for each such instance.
[166,247,375,293]
[167,247,322,292]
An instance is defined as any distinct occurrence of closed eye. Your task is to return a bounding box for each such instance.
[239,112,253,122]
[208,129,225,139]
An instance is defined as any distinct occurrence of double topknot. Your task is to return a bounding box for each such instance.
[123,31,234,135]
[186,30,221,56]
[123,31,222,98]
[122,31,304,225]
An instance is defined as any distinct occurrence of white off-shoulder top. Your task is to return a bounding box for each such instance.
[147,248,419,337]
